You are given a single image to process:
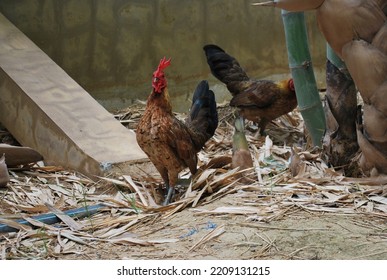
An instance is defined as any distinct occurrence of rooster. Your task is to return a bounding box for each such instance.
[203,44,297,135]
[136,58,218,205]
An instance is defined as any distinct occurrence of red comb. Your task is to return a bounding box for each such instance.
[288,78,295,91]
[155,57,171,74]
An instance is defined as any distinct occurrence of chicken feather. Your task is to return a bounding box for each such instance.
[203,44,297,134]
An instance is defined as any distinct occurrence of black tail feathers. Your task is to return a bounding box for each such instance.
[203,44,249,84]
[187,80,218,146]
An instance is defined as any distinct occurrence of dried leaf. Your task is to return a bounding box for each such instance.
[0,217,33,232]
[97,218,141,239]
[123,175,148,207]
[97,176,129,187]
[191,169,217,191]
[16,205,49,213]
[369,196,387,205]
[192,206,263,215]
[44,203,83,231]
[189,224,225,252]
[109,235,178,245]
[58,231,91,246]
[321,191,349,203]
[47,184,72,196]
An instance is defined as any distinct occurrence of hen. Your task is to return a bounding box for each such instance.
[203,44,297,134]
[136,58,218,205]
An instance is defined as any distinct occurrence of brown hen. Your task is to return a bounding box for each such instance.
[136,58,218,205]
[203,44,297,135]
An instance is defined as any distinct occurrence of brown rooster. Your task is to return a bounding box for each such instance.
[136,58,218,205]
[203,44,297,135]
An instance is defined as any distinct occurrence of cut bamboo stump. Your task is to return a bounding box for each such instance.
[0,13,147,177]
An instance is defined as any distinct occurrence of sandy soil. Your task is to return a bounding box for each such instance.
[2,107,387,260]
[58,193,387,260]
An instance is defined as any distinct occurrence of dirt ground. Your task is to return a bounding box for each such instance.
[1,107,387,260]
[3,164,387,260]
[54,192,387,260]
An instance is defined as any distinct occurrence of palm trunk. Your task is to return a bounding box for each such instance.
[281,10,325,147]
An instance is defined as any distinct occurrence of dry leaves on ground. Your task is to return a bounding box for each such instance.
[1,105,387,259]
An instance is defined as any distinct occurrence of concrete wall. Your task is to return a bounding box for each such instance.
[0,0,326,111]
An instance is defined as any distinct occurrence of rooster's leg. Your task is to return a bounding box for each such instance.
[163,184,175,206]
[252,119,269,137]
[258,119,269,136]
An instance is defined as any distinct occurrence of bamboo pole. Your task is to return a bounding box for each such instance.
[326,44,350,78]
[281,10,325,147]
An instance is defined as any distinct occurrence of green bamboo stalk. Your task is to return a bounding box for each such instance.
[281,10,326,147]
[326,44,351,79]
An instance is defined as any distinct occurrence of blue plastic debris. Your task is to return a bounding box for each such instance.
[179,227,199,239]
[203,221,217,230]
[0,203,105,233]
[179,221,218,239]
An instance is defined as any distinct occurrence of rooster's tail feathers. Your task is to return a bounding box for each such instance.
[187,80,218,148]
[203,44,250,86]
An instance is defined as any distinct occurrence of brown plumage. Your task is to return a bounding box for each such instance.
[203,44,297,135]
[136,58,218,205]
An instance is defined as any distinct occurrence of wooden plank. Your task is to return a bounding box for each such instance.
[0,13,147,177]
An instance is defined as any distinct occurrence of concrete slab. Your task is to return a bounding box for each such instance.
[0,13,147,177]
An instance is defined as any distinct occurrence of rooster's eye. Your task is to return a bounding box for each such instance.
[153,77,159,83]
